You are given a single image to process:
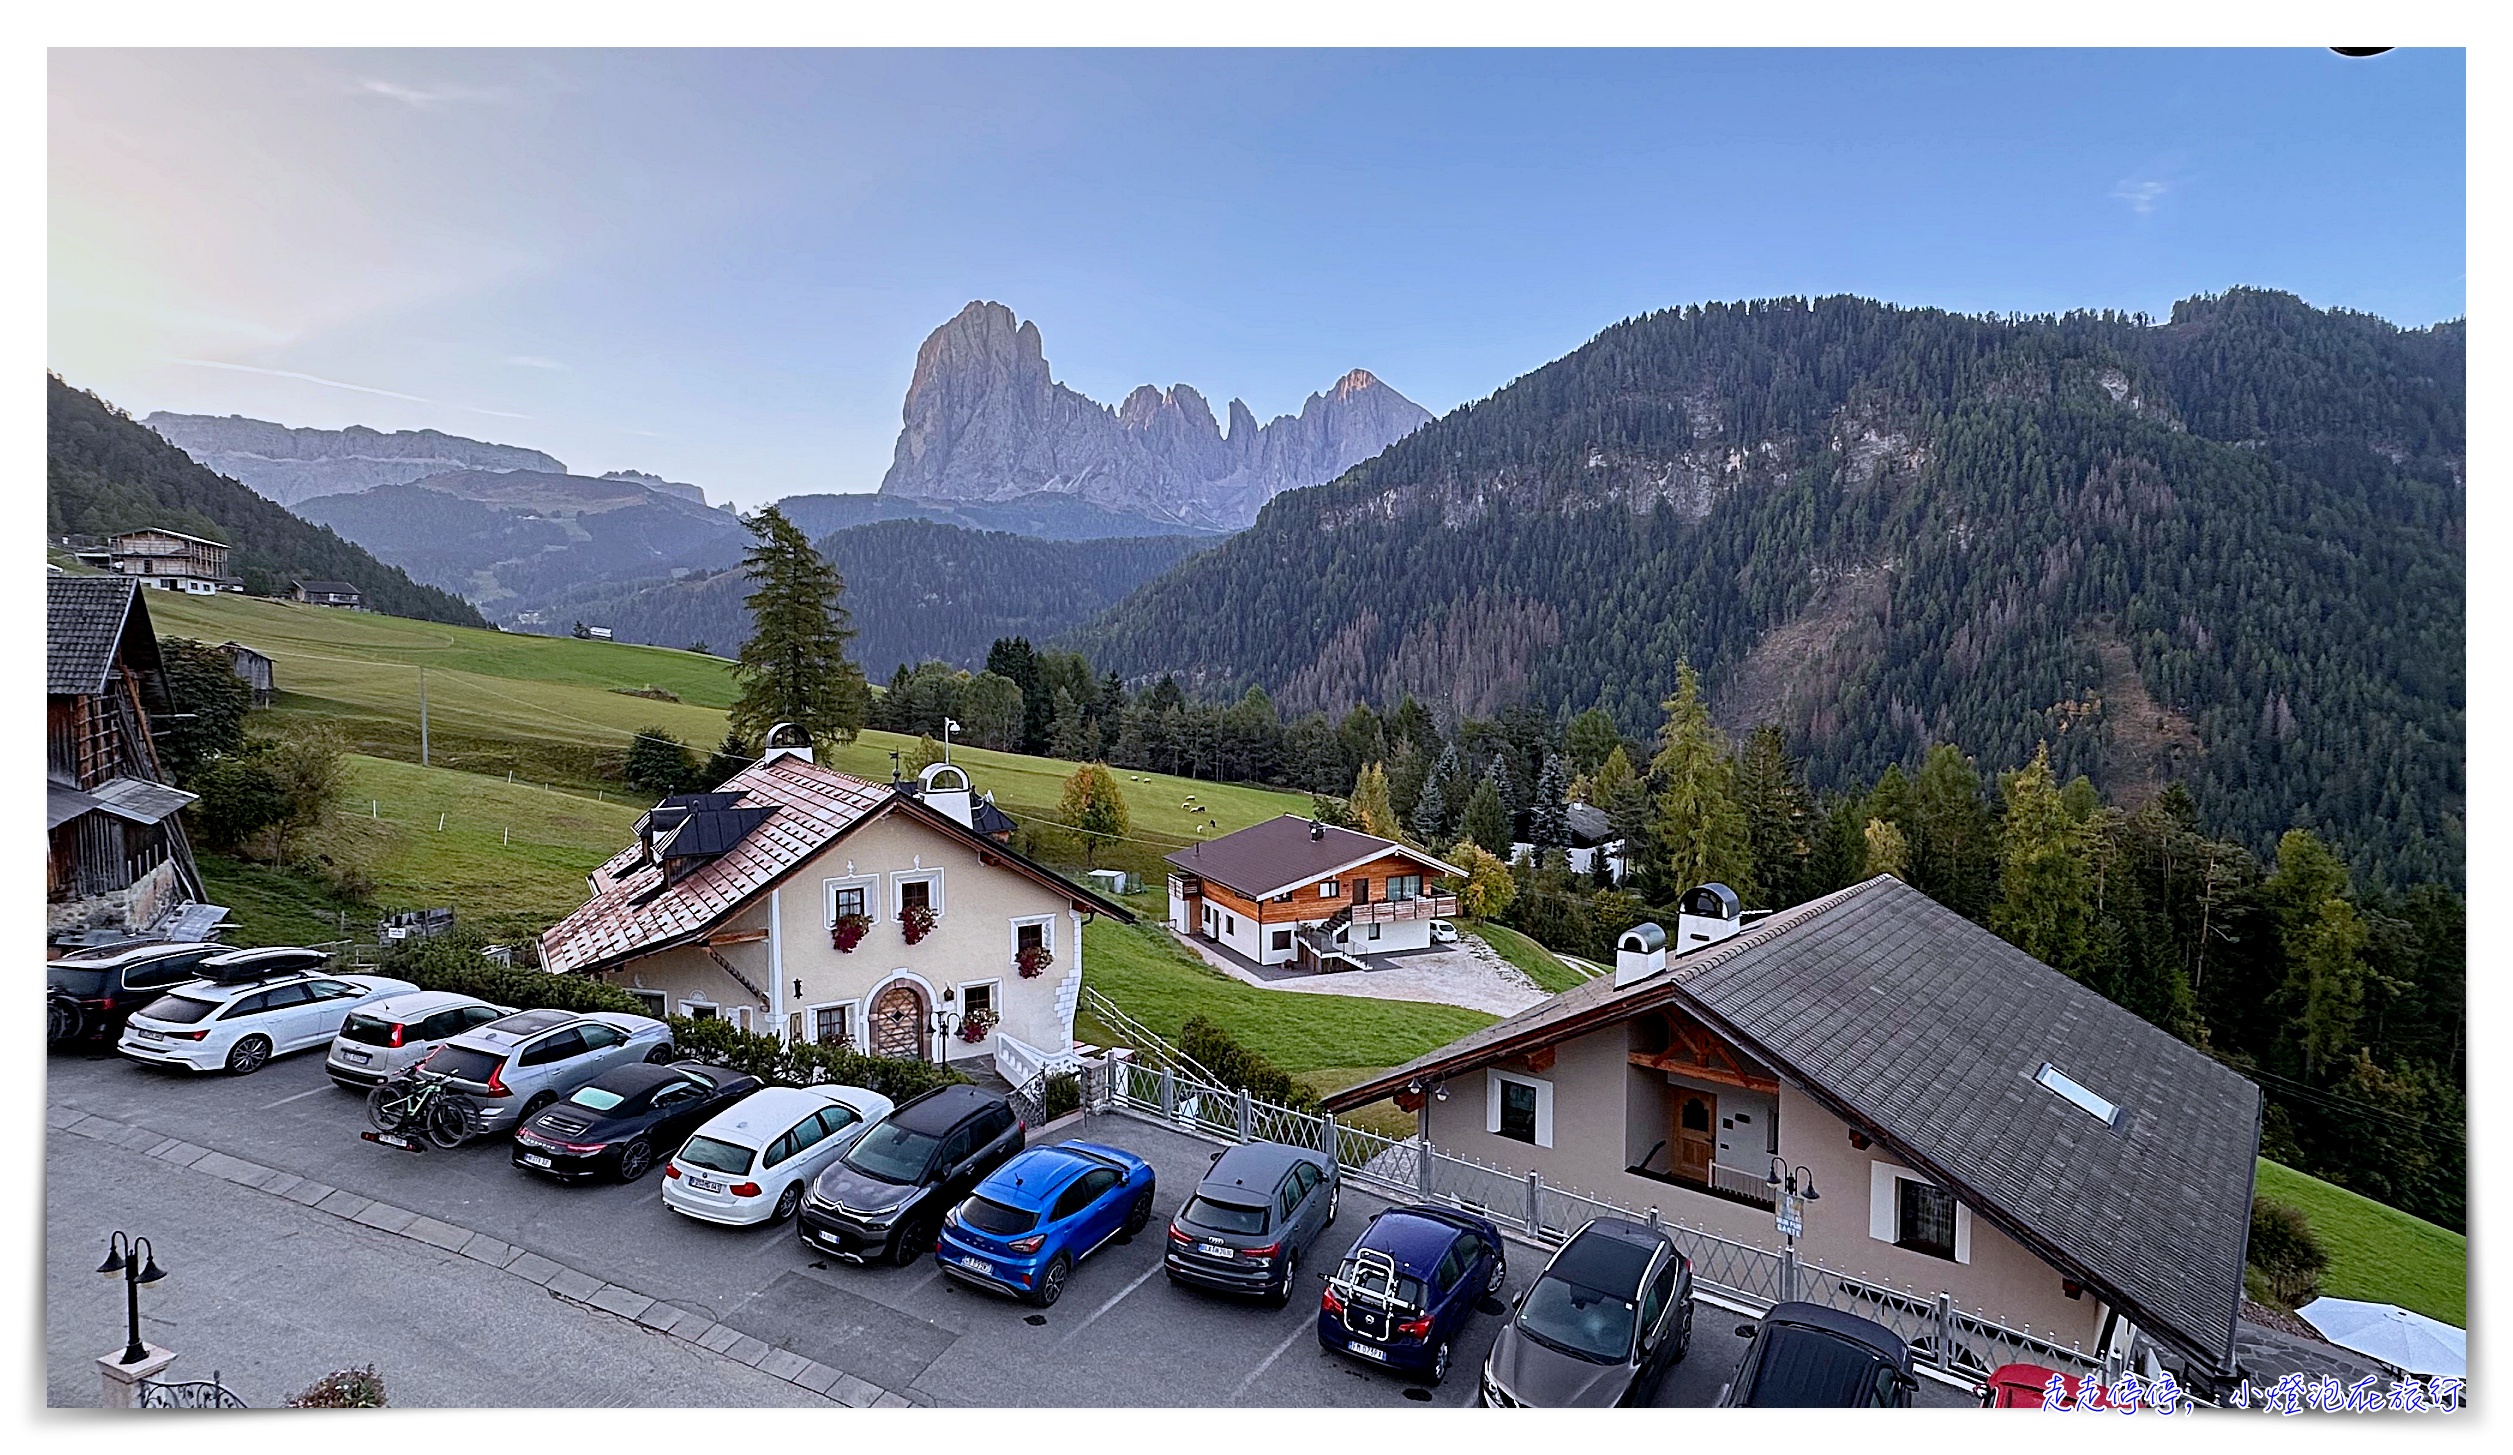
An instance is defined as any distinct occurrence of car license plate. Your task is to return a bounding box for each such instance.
[361,1130,421,1153]
[956,1255,993,1275]
[134,1029,165,1042]
[818,1230,845,1248]
[1348,1342,1387,1361]
[344,1049,371,1064]
[1199,1243,1234,1258]
[689,1175,724,1194]
[522,1153,554,1168]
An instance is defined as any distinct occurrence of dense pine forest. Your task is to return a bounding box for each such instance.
[46,376,489,628]
[876,638,2462,1233]
[1070,289,2464,890]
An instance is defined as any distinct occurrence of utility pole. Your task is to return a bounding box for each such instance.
[419,668,430,768]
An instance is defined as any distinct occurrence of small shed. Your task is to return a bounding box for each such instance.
[220,641,276,705]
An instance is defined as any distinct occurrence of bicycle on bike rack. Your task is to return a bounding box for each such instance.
[363,1065,482,1151]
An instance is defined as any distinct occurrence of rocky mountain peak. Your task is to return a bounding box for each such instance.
[879,302,1430,530]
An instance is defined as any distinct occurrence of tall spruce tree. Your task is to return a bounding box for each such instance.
[1910,743,1998,920]
[1732,724,1813,907]
[1528,753,1572,851]
[1463,772,1512,857]
[729,506,868,749]
[1990,745,2096,977]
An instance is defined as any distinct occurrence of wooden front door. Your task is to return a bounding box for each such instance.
[869,982,927,1061]
[1674,1090,1717,1183]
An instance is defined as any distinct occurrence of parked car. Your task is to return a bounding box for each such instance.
[1164,1140,1338,1304]
[416,1008,674,1132]
[1714,1301,1916,1408]
[936,1141,1158,1306]
[1480,1216,1690,1406]
[663,1084,894,1225]
[514,1061,764,1182]
[1319,1203,1506,1385]
[799,1084,1026,1264]
[1430,920,1460,944]
[47,941,223,1043]
[325,991,515,1089]
[117,971,421,1075]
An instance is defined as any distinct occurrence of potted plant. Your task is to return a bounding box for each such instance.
[830,912,872,953]
[1014,942,1054,979]
[957,1010,996,1044]
[900,902,937,945]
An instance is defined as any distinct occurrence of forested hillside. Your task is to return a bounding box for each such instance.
[47,376,488,628]
[520,518,1209,678]
[1072,290,2463,887]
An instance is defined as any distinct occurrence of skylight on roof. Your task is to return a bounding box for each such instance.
[2035,1063,2121,1125]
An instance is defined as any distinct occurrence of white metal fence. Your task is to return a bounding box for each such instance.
[1089,1057,2104,1385]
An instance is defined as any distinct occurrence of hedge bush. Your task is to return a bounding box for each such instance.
[666,1014,971,1103]
[379,933,652,1018]
[2247,1197,2330,1309]
[1179,1016,1317,1110]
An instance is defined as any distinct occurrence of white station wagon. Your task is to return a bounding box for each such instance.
[119,969,420,1075]
[663,1084,895,1227]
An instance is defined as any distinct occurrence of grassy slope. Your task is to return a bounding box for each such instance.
[1468,921,1587,994]
[148,592,1308,846]
[318,755,641,929]
[2254,1158,2466,1328]
[1076,918,1496,1076]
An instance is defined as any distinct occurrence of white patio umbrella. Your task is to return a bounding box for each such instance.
[2296,1298,2466,1377]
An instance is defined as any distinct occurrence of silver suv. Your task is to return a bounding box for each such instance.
[419,1008,674,1131]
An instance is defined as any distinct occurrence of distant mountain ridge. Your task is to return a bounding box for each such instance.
[878,300,1433,530]
[516,517,1211,679]
[295,470,752,610]
[142,412,567,507]
[48,377,487,628]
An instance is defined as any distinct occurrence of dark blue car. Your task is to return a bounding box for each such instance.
[1318,1203,1505,1386]
[935,1140,1157,1307]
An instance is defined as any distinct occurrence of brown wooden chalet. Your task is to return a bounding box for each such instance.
[47,577,222,948]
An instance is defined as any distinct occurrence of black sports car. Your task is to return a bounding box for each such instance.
[512,1061,763,1182]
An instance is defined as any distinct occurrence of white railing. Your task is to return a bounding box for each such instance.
[991,1030,1073,1092]
[1349,894,1460,925]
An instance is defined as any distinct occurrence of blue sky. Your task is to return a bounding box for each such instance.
[50,48,2465,507]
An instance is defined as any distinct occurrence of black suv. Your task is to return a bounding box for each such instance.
[1717,1301,1916,1407]
[47,941,223,1044]
[799,1084,1025,1265]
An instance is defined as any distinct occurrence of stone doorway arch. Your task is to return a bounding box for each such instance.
[868,980,929,1061]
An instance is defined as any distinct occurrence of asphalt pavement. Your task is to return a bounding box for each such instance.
[47,1039,1958,1409]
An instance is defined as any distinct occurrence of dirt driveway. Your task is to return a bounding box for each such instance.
[1168,927,1551,1017]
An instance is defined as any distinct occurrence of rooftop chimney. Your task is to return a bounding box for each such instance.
[1309,818,1324,841]
[1676,882,1744,950]
[759,721,813,766]
[1614,922,1669,988]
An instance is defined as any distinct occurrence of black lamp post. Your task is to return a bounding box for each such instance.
[928,997,963,1072]
[96,1232,167,1366]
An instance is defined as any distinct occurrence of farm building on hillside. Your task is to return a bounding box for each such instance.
[108,528,238,595]
[46,577,226,948]
[289,579,363,608]
[542,751,1130,1082]
[1164,815,1460,971]
[220,640,276,704]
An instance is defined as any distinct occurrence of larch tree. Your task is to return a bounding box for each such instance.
[1057,762,1131,867]
[1350,762,1401,841]
[1990,745,2096,977]
[729,506,869,750]
[1649,664,1752,896]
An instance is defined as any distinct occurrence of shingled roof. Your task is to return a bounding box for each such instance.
[540,755,1131,975]
[1324,875,2261,1375]
[48,575,167,705]
[1165,814,1461,899]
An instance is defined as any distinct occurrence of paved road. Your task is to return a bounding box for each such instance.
[48,1042,1966,1408]
[46,1127,818,1408]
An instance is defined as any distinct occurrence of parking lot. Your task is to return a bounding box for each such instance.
[47,1042,1947,1408]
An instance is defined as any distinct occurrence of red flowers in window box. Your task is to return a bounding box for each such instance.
[900,903,937,945]
[957,1010,997,1044]
[1015,942,1054,979]
[830,912,872,953]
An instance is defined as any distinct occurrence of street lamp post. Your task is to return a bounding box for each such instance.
[96,1232,167,1366]
[1765,1158,1819,1301]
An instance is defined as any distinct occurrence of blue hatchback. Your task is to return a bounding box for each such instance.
[1318,1203,1506,1386]
[935,1140,1158,1307]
